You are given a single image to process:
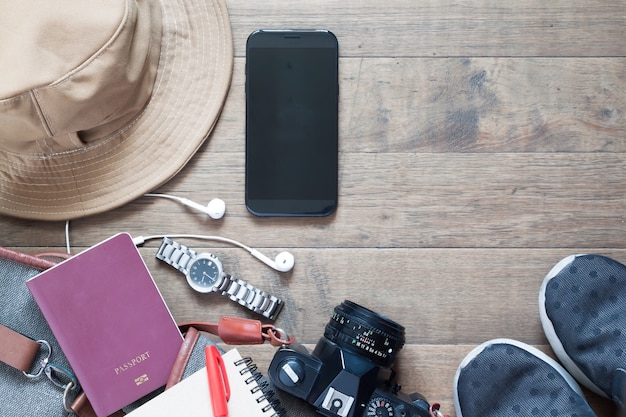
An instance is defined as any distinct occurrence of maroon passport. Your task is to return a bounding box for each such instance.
[27,233,182,417]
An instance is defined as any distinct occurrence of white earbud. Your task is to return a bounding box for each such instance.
[250,249,295,273]
[206,198,226,219]
[132,234,295,273]
[145,194,225,219]
[178,197,225,220]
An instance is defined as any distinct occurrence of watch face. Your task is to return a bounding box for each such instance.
[188,257,221,292]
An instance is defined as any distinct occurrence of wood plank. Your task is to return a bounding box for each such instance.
[4,56,625,246]
[4,152,622,249]
[141,248,626,345]
[10,246,626,346]
[213,58,626,153]
[227,0,626,57]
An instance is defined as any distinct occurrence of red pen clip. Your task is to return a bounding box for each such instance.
[205,346,230,417]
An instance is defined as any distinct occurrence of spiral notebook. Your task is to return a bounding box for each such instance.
[127,348,285,417]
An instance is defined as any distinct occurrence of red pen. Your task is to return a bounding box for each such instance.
[205,345,230,417]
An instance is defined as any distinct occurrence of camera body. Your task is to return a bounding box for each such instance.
[268,301,432,417]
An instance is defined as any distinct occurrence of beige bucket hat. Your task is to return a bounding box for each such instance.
[0,0,233,221]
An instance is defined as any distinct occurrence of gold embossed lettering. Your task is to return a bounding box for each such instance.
[113,351,150,375]
[135,374,149,386]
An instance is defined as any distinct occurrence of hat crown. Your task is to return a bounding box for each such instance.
[0,0,233,221]
[0,0,161,154]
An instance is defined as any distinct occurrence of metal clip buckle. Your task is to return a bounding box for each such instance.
[45,363,78,390]
[45,363,79,412]
[262,325,296,346]
[21,340,79,412]
[22,339,51,379]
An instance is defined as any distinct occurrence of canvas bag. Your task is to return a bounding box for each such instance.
[0,246,299,417]
[0,247,79,417]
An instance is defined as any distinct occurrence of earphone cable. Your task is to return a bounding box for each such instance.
[65,220,71,254]
[144,193,182,203]
[65,220,72,254]
[132,234,254,253]
[65,229,255,259]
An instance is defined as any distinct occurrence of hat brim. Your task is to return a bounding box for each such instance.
[0,0,233,221]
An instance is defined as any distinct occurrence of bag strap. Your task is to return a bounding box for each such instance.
[0,324,41,372]
[0,246,57,270]
[165,326,202,390]
[0,246,57,373]
[166,317,295,390]
[178,316,295,347]
[70,393,125,417]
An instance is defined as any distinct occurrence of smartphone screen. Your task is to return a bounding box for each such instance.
[245,30,338,216]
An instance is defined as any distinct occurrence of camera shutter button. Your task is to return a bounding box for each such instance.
[278,358,305,387]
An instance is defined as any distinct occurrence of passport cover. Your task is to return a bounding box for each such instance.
[26,233,183,417]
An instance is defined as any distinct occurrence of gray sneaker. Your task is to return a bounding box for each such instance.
[540,254,626,407]
[454,338,596,417]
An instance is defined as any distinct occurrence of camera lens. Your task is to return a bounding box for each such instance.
[323,300,405,367]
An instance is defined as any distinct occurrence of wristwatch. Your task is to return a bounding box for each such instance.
[155,237,284,320]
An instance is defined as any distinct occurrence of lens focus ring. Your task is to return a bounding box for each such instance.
[324,300,405,367]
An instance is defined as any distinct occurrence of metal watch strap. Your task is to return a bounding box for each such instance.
[155,237,284,320]
[155,237,198,274]
[214,274,284,320]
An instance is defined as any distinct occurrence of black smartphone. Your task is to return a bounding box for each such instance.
[245,30,339,216]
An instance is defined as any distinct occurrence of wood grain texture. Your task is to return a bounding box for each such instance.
[6,152,624,249]
[1,0,624,416]
[226,0,626,57]
[197,58,626,153]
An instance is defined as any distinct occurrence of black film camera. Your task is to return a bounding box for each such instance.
[268,300,432,417]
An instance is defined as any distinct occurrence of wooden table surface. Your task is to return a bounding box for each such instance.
[2,0,624,416]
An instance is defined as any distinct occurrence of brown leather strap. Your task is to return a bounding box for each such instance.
[180,316,263,344]
[70,393,98,417]
[0,247,55,372]
[0,324,41,372]
[70,392,126,417]
[167,317,295,389]
[178,316,295,347]
[165,326,200,390]
[0,246,57,270]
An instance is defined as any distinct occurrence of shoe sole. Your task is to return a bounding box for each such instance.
[453,338,586,417]
[539,254,607,398]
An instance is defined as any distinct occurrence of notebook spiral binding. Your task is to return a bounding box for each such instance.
[235,357,287,417]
